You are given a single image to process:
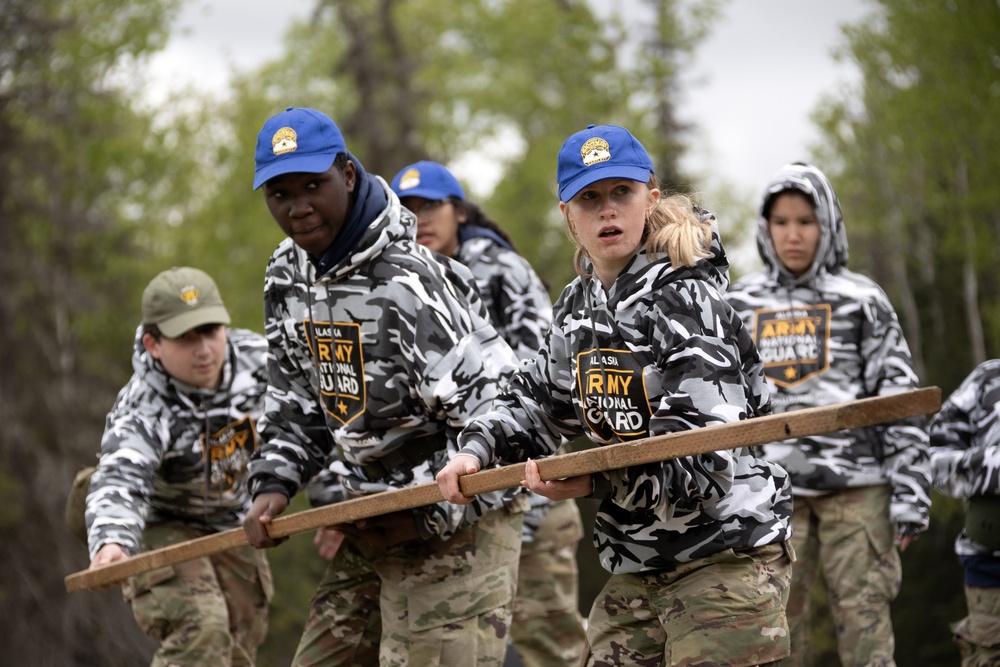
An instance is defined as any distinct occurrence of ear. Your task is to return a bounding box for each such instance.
[454,201,468,225]
[142,333,161,359]
[343,159,357,193]
[647,188,661,216]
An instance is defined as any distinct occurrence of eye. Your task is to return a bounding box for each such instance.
[579,190,597,201]
[613,184,630,196]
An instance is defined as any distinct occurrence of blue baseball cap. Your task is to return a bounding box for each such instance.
[390,161,465,201]
[556,124,654,202]
[253,107,347,190]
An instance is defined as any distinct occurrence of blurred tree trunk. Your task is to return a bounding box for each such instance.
[0,0,190,663]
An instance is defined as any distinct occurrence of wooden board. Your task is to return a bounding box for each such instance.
[65,386,940,592]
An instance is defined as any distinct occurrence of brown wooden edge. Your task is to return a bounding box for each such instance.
[65,386,940,593]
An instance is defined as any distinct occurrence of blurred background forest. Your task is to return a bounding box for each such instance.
[2,0,998,664]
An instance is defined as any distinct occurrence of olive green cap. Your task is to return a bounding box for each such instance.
[141,267,230,338]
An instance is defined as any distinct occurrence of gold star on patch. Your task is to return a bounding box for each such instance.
[338,401,348,415]
[784,367,798,380]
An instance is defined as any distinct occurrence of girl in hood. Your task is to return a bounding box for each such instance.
[726,163,932,666]
[438,125,793,666]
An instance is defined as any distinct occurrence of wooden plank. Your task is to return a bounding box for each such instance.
[65,386,940,593]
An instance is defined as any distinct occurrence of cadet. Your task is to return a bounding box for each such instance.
[726,163,932,666]
[438,124,793,666]
[243,107,523,666]
[86,266,272,666]
[928,360,1000,666]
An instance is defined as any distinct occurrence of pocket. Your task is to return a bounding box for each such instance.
[122,564,176,602]
[407,564,515,631]
[952,611,1000,648]
[670,607,790,667]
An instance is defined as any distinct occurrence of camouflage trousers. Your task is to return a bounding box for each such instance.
[510,498,588,667]
[952,585,1000,667]
[123,522,273,667]
[779,486,901,667]
[292,506,523,667]
[583,541,792,667]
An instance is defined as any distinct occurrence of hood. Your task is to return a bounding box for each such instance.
[304,176,413,283]
[755,163,848,284]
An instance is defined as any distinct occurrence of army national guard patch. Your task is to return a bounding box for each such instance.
[753,305,831,388]
[304,320,366,425]
[202,415,257,491]
[576,347,652,442]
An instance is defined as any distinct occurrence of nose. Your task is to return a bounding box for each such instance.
[288,195,312,219]
[598,195,616,218]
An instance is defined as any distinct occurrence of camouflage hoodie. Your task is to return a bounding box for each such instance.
[85,327,268,560]
[928,359,1000,558]
[457,217,792,574]
[453,229,553,360]
[248,176,519,541]
[726,163,931,532]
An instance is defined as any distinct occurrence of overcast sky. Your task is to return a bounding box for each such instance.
[145,0,871,199]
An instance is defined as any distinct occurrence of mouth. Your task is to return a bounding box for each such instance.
[598,227,623,239]
[291,223,323,238]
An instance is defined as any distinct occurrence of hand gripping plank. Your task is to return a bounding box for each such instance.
[65,386,940,593]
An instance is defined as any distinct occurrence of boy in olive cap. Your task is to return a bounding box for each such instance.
[243,107,523,666]
[86,266,272,666]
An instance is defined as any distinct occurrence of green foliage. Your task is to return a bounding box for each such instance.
[813,0,1000,393]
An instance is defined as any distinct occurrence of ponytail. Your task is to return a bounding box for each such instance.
[644,181,712,268]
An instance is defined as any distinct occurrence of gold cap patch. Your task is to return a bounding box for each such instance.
[272,127,298,156]
[179,285,200,306]
[398,168,421,191]
[581,137,611,166]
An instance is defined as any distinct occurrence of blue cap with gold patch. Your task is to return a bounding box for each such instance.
[556,124,654,202]
[390,161,466,201]
[253,107,347,190]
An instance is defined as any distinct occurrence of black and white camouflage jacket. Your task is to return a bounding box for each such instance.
[248,177,519,541]
[86,327,269,560]
[457,218,793,574]
[928,359,1000,557]
[725,163,931,532]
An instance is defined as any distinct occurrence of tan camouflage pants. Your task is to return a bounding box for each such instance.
[952,585,1000,667]
[583,541,792,667]
[779,486,902,667]
[292,506,522,667]
[510,498,587,667]
[123,522,273,667]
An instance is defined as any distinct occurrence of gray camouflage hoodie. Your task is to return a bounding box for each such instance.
[457,217,793,574]
[928,359,1000,559]
[726,163,931,533]
[248,177,519,541]
[85,327,268,560]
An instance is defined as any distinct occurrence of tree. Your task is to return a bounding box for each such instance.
[813,0,1000,392]
[809,2,1000,662]
[0,0,199,663]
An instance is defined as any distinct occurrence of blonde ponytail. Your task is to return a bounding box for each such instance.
[645,186,712,268]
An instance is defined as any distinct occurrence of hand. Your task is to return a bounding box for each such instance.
[90,543,129,569]
[334,510,421,550]
[896,522,921,553]
[436,454,481,504]
[314,526,346,561]
[243,492,289,548]
[522,458,592,500]
[89,543,130,590]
